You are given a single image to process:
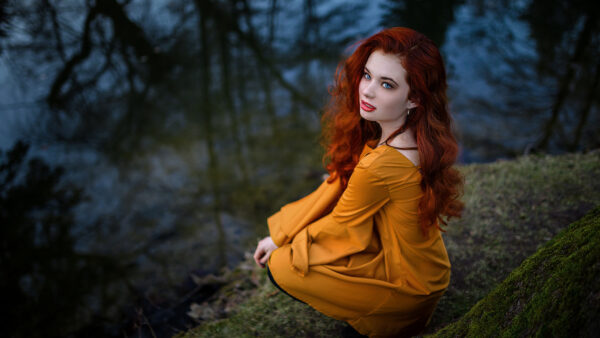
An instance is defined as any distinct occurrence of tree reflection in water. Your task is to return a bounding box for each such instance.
[1,0,375,336]
[443,0,599,159]
[0,141,127,337]
[0,0,598,336]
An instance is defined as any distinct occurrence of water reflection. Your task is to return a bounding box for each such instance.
[1,0,376,336]
[380,0,463,47]
[0,0,598,336]
[0,141,128,337]
[445,0,599,160]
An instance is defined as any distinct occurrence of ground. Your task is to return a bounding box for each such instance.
[174,150,600,337]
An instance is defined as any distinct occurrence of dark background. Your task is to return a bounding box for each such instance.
[0,0,598,336]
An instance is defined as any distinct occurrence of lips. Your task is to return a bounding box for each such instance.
[360,100,376,112]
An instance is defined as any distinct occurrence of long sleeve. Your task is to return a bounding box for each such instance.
[289,157,390,275]
[267,144,374,247]
[267,176,343,247]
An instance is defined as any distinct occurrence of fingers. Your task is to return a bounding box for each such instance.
[254,237,278,268]
[260,249,272,266]
[253,243,265,267]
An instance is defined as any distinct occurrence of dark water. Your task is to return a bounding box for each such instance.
[0,0,598,336]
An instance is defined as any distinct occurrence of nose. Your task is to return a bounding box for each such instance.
[361,80,375,99]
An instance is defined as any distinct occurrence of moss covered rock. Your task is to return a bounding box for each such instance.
[429,151,600,331]
[430,206,600,337]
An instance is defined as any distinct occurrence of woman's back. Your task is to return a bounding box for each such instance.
[363,144,451,294]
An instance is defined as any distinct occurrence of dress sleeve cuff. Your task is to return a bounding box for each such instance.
[266,176,343,248]
[267,211,287,247]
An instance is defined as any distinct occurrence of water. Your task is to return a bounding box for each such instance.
[0,0,598,336]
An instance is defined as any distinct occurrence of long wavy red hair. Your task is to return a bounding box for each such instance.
[321,27,463,234]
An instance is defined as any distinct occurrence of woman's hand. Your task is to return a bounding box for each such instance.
[253,236,278,268]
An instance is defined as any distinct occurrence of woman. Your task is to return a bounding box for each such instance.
[254,27,463,337]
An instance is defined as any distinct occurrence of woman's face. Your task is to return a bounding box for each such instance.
[358,50,416,125]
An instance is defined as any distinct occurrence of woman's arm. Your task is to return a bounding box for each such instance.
[267,175,343,247]
[288,159,391,275]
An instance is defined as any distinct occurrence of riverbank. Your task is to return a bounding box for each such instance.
[174,150,600,337]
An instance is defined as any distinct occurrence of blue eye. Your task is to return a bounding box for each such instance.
[382,82,392,89]
[364,72,371,80]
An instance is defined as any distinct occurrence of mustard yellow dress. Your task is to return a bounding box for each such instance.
[267,143,451,337]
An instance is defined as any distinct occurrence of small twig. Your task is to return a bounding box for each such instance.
[139,308,157,338]
[175,283,203,307]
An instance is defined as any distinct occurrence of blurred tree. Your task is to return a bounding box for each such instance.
[523,0,600,151]
[448,0,599,159]
[0,141,125,337]
[379,0,464,47]
[0,0,9,39]
[193,0,226,268]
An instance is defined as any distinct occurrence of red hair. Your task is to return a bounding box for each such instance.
[321,27,464,234]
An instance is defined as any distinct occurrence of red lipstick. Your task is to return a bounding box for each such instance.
[360,100,376,112]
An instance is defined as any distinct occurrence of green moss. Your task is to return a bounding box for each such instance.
[175,150,600,337]
[428,151,600,331]
[429,206,600,337]
[175,269,348,338]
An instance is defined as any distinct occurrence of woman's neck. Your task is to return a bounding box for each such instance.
[378,119,408,145]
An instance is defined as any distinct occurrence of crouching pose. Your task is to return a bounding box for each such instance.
[254,27,464,337]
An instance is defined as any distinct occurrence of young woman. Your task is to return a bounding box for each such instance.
[254,27,464,337]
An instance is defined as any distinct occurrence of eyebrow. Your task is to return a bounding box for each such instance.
[364,67,399,86]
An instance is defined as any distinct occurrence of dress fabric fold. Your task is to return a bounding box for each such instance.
[267,143,451,337]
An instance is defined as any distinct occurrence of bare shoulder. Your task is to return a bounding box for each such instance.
[386,138,420,167]
[393,148,419,167]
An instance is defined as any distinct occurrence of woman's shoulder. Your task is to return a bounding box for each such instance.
[356,145,387,169]
[353,146,420,188]
[358,145,418,171]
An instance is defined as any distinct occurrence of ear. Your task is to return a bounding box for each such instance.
[407,100,418,110]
